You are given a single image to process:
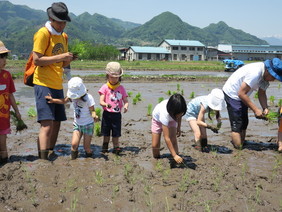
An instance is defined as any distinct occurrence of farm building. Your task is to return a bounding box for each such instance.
[125,39,205,61]
[218,44,282,61]
[159,39,205,61]
[125,46,170,61]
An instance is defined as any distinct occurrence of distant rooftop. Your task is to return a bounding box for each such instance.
[163,39,205,47]
[130,46,170,54]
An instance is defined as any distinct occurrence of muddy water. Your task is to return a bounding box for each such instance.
[3,78,281,211]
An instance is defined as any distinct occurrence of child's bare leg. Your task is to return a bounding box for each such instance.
[102,136,110,153]
[152,133,161,158]
[71,130,82,151]
[278,132,282,152]
[112,137,119,148]
[83,134,92,154]
[0,135,8,160]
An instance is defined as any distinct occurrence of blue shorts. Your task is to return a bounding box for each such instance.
[34,85,67,122]
[224,92,248,132]
[101,111,121,137]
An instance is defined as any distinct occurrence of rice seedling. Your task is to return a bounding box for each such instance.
[278,99,282,107]
[95,107,102,120]
[176,83,180,91]
[212,167,223,192]
[10,111,28,132]
[271,155,282,181]
[254,91,259,99]
[94,123,101,136]
[254,184,262,204]
[124,163,136,184]
[158,97,164,103]
[165,196,170,212]
[178,170,190,192]
[135,92,142,101]
[147,104,153,116]
[265,110,279,123]
[132,97,138,105]
[16,101,20,105]
[94,170,105,186]
[111,185,120,199]
[127,91,133,97]
[181,89,184,95]
[70,194,78,212]
[27,107,37,117]
[269,95,275,106]
[166,90,171,95]
[189,91,195,99]
[278,84,281,89]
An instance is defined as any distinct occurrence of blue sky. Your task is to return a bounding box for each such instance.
[8,0,282,38]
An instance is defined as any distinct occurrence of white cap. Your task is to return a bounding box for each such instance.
[67,77,87,99]
[207,88,226,111]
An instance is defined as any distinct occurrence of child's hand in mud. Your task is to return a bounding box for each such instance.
[173,155,183,164]
[206,125,219,133]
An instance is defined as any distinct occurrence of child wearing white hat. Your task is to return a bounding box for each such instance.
[184,88,226,152]
[0,41,22,163]
[45,77,99,159]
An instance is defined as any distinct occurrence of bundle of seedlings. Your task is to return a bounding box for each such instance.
[264,110,280,123]
[10,111,28,132]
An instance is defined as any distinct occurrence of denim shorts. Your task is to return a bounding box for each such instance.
[34,85,67,122]
[224,92,248,132]
[101,111,121,137]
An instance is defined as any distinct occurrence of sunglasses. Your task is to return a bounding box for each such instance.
[0,53,8,58]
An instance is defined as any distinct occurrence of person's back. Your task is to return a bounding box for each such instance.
[223,62,265,100]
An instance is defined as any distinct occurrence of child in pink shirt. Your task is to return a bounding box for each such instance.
[99,62,129,154]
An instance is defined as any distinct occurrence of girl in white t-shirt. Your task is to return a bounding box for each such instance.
[45,77,99,159]
[151,94,187,164]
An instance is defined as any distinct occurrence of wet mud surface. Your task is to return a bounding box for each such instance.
[1,79,282,211]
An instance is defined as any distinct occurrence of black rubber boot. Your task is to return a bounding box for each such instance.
[38,150,49,160]
[101,142,109,153]
[71,150,78,160]
[201,138,208,148]
[85,151,93,158]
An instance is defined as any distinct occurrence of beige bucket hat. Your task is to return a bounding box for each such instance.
[0,41,10,54]
[105,62,123,77]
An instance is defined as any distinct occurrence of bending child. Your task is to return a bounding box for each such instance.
[278,107,282,153]
[151,93,187,164]
[99,62,129,154]
[45,77,99,159]
[0,41,22,164]
[184,88,225,151]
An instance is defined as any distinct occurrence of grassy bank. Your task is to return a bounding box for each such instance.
[7,60,226,72]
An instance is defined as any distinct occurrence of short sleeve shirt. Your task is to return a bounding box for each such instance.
[223,62,267,100]
[33,27,68,90]
[152,99,175,126]
[0,70,16,130]
[184,96,209,120]
[98,84,128,113]
[72,93,95,126]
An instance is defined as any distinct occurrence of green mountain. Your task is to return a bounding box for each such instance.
[0,1,268,56]
[203,21,267,45]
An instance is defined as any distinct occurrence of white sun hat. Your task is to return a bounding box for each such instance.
[207,88,226,111]
[67,77,87,99]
